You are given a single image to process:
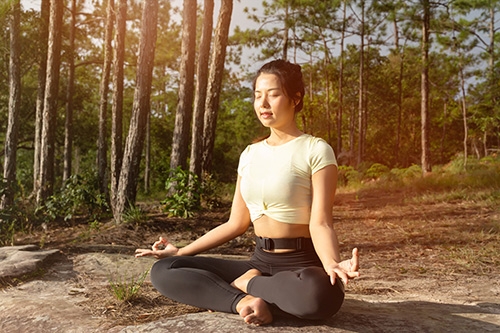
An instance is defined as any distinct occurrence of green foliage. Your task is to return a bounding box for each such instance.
[0,180,32,246]
[162,167,201,218]
[365,163,390,179]
[109,270,149,302]
[122,204,148,225]
[337,165,362,187]
[161,168,226,218]
[36,173,109,223]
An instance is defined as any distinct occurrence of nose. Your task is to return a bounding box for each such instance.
[260,96,270,108]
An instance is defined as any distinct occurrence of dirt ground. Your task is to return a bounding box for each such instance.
[12,186,500,329]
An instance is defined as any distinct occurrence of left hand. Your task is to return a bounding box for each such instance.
[325,248,360,286]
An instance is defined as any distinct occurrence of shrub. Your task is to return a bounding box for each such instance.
[365,163,390,179]
[0,180,32,245]
[162,167,201,218]
[36,173,109,223]
[338,165,362,187]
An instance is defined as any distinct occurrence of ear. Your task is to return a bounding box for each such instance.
[294,93,302,106]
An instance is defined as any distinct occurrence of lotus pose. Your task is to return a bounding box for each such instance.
[135,59,359,326]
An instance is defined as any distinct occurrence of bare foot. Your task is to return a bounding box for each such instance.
[230,269,261,293]
[236,295,273,326]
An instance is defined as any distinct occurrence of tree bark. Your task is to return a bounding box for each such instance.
[36,0,64,204]
[114,0,158,222]
[421,0,431,175]
[97,0,115,195]
[337,0,346,157]
[1,0,22,210]
[189,0,214,180]
[63,0,77,184]
[202,0,233,174]
[33,0,50,195]
[170,0,197,172]
[110,0,127,211]
[357,0,365,167]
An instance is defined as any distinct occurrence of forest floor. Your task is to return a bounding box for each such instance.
[9,185,500,330]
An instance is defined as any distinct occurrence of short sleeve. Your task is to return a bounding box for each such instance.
[309,138,337,174]
[237,145,251,176]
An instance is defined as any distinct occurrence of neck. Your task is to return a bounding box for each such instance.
[266,128,303,146]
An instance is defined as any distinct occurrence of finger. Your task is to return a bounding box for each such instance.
[328,270,339,285]
[351,248,359,271]
[334,269,349,286]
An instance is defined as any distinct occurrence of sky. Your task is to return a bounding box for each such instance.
[20,0,259,33]
[21,0,263,71]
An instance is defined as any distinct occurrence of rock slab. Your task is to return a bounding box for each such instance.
[0,245,60,282]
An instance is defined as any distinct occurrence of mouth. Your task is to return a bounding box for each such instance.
[260,111,273,119]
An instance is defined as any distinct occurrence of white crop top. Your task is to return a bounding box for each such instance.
[237,134,337,224]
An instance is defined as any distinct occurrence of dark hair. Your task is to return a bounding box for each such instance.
[252,59,305,113]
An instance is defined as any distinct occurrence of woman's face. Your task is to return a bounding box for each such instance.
[253,73,296,130]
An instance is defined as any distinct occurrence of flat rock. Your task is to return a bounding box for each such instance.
[0,245,60,282]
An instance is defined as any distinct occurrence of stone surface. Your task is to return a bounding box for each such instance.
[0,246,499,333]
[0,245,60,282]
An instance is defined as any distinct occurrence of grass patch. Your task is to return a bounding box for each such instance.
[109,270,150,302]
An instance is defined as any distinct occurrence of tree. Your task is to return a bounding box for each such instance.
[36,0,64,204]
[97,0,115,194]
[202,0,233,174]
[189,0,214,180]
[110,0,127,211]
[114,0,158,222]
[420,0,431,175]
[63,0,77,183]
[33,0,50,195]
[1,0,21,209]
[170,0,197,172]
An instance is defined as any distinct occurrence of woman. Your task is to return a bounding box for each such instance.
[135,59,359,326]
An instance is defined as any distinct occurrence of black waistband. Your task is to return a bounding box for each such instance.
[256,236,314,251]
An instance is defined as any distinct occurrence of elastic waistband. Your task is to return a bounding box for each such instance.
[255,236,314,251]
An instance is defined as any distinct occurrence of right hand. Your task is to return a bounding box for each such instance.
[135,236,179,259]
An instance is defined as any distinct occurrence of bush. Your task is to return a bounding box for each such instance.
[36,173,109,223]
[365,163,390,179]
[337,165,362,187]
[0,180,32,245]
[162,168,225,218]
[162,167,202,218]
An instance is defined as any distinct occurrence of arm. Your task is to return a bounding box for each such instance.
[309,165,359,285]
[135,176,251,258]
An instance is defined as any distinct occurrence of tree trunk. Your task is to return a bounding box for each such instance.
[144,110,151,194]
[1,0,21,210]
[63,0,76,184]
[337,0,346,157]
[110,0,127,211]
[97,0,115,195]
[201,0,233,174]
[33,0,50,195]
[36,0,64,204]
[394,20,404,166]
[170,0,197,172]
[189,0,214,180]
[421,0,431,175]
[357,0,365,167]
[459,67,468,170]
[114,0,158,222]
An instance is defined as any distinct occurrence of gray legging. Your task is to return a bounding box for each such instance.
[150,244,345,320]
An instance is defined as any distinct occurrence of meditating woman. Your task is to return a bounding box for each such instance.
[135,59,359,326]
